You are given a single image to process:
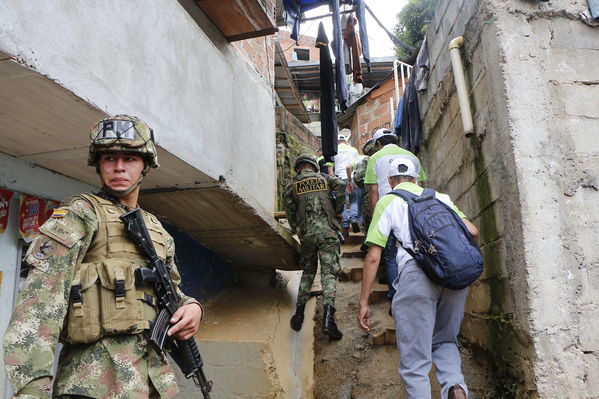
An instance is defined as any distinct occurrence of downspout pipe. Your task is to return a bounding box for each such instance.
[448,37,475,137]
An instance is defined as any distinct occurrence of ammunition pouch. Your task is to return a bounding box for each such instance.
[63,259,156,344]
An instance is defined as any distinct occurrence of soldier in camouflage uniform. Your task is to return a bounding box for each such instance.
[283,154,346,340]
[3,115,203,399]
[353,138,377,234]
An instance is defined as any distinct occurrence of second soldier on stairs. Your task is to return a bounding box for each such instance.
[283,154,346,340]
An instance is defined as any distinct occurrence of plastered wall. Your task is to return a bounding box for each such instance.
[417,0,599,396]
[0,0,277,215]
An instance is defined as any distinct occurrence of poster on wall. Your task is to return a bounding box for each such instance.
[18,195,44,242]
[0,189,15,234]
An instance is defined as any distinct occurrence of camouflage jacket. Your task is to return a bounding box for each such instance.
[282,169,346,238]
[3,195,197,399]
[353,156,369,190]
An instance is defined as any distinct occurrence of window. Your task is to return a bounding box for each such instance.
[294,48,310,61]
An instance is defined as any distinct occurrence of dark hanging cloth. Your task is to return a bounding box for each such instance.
[414,40,430,92]
[394,96,404,138]
[399,73,422,154]
[316,22,338,161]
[354,0,371,72]
[331,0,348,112]
[283,0,301,42]
[342,14,363,83]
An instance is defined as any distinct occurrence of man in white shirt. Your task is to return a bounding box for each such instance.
[364,128,427,302]
[332,132,360,234]
[358,156,478,399]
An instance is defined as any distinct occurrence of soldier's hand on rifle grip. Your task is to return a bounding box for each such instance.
[167,303,203,341]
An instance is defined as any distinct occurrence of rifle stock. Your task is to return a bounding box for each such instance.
[120,209,213,398]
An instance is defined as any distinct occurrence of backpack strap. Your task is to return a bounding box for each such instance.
[389,189,417,201]
[389,188,436,202]
[388,189,418,258]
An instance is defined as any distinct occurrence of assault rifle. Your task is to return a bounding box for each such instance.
[120,209,212,399]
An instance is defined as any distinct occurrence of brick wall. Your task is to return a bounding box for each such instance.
[232,0,276,87]
[350,78,398,151]
[278,30,319,64]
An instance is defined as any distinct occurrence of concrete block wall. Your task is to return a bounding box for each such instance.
[419,0,599,396]
[417,0,535,396]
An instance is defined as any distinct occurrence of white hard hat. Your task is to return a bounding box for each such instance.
[372,128,394,142]
[388,156,420,178]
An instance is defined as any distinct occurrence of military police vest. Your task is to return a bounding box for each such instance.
[292,172,340,235]
[62,193,168,344]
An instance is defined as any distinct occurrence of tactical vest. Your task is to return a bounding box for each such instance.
[62,193,168,344]
[292,172,339,235]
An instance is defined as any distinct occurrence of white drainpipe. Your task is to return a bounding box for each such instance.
[448,36,475,136]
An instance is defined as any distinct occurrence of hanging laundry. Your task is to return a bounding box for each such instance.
[331,0,348,112]
[354,0,371,72]
[342,14,363,83]
[283,0,332,42]
[414,40,430,92]
[394,96,404,139]
[341,14,353,74]
[316,22,339,161]
[399,73,422,154]
[283,0,301,43]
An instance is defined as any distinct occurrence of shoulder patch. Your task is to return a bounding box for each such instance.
[39,216,87,249]
[51,208,69,218]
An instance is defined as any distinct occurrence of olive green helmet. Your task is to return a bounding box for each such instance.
[362,138,376,156]
[88,115,159,173]
[294,154,318,172]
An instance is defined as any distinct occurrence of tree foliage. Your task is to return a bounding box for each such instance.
[394,0,439,60]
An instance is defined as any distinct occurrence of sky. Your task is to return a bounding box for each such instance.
[281,0,409,58]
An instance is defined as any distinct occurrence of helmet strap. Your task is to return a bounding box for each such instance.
[101,174,144,197]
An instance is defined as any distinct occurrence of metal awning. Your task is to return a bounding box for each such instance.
[0,55,300,269]
[274,41,310,123]
[288,56,397,93]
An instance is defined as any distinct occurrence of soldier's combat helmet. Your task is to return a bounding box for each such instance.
[294,154,318,172]
[88,115,159,174]
[362,138,376,156]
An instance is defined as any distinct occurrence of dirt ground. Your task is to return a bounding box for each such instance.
[312,236,494,399]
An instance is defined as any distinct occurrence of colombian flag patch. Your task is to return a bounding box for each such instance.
[51,208,69,218]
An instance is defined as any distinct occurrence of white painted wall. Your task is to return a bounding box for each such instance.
[0,0,277,214]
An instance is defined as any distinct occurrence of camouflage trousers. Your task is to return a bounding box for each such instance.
[296,234,340,307]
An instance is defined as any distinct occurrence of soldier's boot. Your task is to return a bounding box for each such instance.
[448,384,467,399]
[322,304,343,340]
[290,304,306,331]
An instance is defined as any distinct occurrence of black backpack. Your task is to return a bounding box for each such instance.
[390,188,483,290]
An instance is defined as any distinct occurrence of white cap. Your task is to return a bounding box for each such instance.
[337,131,351,141]
[372,128,394,142]
[388,156,420,178]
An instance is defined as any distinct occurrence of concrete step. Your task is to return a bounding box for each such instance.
[341,249,365,259]
[368,283,389,304]
[342,234,364,246]
[372,327,397,346]
[339,266,363,282]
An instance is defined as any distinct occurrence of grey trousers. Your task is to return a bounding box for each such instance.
[392,260,469,399]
